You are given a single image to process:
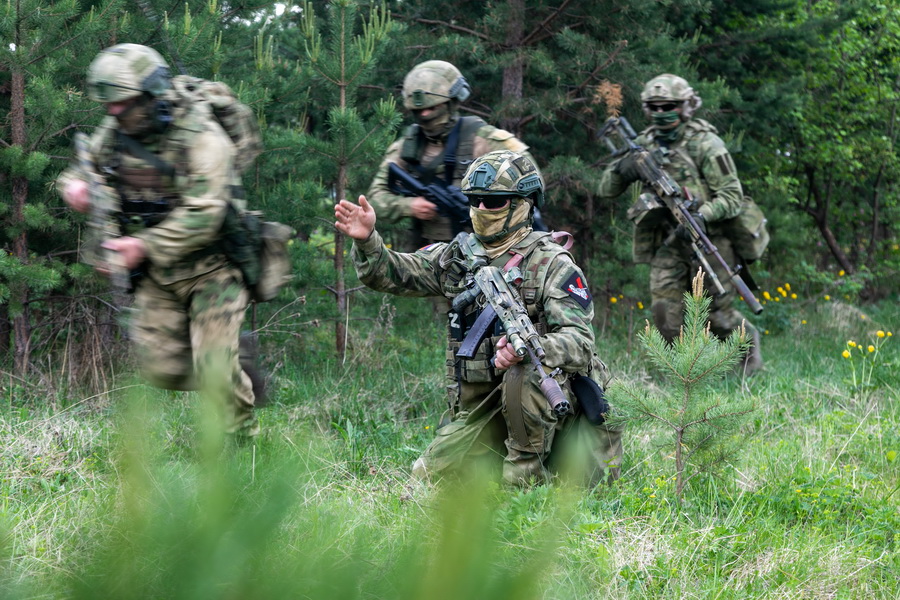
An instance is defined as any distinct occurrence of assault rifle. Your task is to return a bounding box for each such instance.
[73,132,130,293]
[387,163,471,236]
[453,236,572,418]
[598,116,763,315]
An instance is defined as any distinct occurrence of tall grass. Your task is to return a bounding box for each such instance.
[0,294,898,598]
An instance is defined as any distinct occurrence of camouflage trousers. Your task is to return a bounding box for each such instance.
[413,366,622,487]
[649,235,756,342]
[130,263,257,435]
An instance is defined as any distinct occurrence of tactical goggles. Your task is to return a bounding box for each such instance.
[467,195,513,210]
[648,102,681,112]
[87,80,142,102]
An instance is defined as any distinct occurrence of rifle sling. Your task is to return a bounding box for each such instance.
[456,304,498,360]
[116,132,177,180]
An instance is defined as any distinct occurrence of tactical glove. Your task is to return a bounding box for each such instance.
[615,154,641,182]
[675,213,706,242]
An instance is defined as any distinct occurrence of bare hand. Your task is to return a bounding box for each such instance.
[101,236,147,271]
[63,179,91,213]
[410,196,437,221]
[335,195,376,240]
[493,335,525,370]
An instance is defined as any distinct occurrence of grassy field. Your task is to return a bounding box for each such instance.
[0,291,898,599]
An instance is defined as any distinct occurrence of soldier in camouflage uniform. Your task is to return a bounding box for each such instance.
[367,60,541,250]
[58,44,261,436]
[598,74,762,373]
[337,150,622,487]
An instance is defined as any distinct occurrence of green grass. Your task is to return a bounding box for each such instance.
[1,294,898,598]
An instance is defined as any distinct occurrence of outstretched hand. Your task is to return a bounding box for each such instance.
[334,195,376,241]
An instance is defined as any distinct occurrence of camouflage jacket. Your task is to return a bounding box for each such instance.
[597,118,743,263]
[367,117,536,243]
[57,91,239,285]
[351,229,596,382]
[598,118,743,223]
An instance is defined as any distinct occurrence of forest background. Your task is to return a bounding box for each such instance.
[1,0,899,598]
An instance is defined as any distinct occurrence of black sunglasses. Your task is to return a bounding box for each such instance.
[467,195,512,209]
[648,102,681,112]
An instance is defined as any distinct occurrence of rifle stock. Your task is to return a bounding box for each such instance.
[599,116,764,315]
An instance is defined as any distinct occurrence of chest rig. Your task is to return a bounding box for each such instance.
[441,231,571,387]
[642,118,716,206]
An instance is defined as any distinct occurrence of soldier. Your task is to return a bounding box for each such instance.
[598,74,763,374]
[337,150,622,487]
[58,44,263,437]
[367,60,544,251]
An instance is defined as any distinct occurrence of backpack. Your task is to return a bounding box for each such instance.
[172,76,293,301]
[720,195,770,263]
[171,76,262,175]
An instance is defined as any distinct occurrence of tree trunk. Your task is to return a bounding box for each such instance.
[499,0,525,134]
[334,170,347,361]
[10,65,31,372]
[805,165,854,274]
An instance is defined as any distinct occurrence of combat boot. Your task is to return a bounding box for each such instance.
[739,326,763,377]
[239,331,268,407]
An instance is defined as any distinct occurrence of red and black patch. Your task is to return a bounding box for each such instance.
[562,269,592,309]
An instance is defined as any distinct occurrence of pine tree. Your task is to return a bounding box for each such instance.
[266,0,400,360]
[606,270,755,501]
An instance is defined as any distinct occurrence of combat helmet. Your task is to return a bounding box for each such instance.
[462,150,543,243]
[640,74,702,120]
[402,60,471,110]
[462,149,544,207]
[87,43,171,103]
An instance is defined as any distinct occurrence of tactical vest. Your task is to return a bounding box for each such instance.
[642,119,717,206]
[399,116,486,244]
[442,231,571,388]
[629,119,717,263]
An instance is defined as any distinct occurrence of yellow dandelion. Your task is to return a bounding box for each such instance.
[619,294,624,298]
[824,295,831,301]
[894,244,900,251]
[774,297,780,302]
[785,283,792,291]
[861,314,867,320]
[842,350,851,359]
[839,269,845,276]
[777,286,785,294]
[801,320,807,325]
[424,425,430,430]
[763,291,772,300]
[764,330,769,335]
[609,297,617,304]
[791,293,797,299]
[848,340,857,347]
[888,332,893,337]
[877,331,885,338]
[637,301,644,310]
[868,345,875,353]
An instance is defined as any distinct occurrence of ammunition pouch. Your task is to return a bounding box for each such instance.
[221,203,294,303]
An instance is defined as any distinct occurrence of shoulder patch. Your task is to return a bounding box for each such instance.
[561,269,593,309]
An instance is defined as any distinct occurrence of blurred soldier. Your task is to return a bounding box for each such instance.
[598,74,763,374]
[367,60,545,251]
[338,150,622,487]
[58,43,263,437]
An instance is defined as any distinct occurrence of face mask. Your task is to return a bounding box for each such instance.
[413,102,455,139]
[651,110,682,129]
[470,200,532,253]
[114,96,154,137]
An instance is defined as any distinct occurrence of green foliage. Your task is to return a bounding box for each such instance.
[607,272,755,500]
